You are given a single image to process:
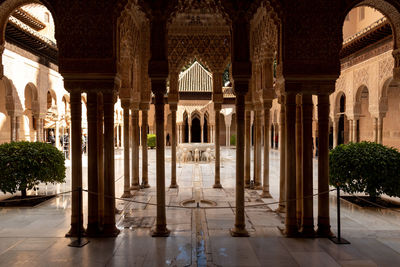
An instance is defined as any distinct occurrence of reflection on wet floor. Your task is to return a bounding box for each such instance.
[1,148,400,266]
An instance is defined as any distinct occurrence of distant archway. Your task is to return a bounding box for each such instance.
[191,117,201,143]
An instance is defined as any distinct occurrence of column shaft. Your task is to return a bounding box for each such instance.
[352,119,357,142]
[317,94,332,237]
[121,103,131,197]
[255,110,262,189]
[349,120,353,142]
[245,110,251,188]
[152,91,170,236]
[10,115,16,141]
[97,94,104,226]
[131,109,140,190]
[170,106,178,188]
[86,92,100,235]
[141,108,150,187]
[15,116,20,141]
[231,92,249,237]
[296,96,303,227]
[66,90,83,237]
[378,116,383,144]
[261,103,272,198]
[102,91,119,236]
[278,99,286,212]
[301,94,315,236]
[285,92,298,236]
[333,119,338,148]
[214,107,222,188]
[373,117,378,143]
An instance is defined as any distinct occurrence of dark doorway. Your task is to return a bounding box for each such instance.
[270,125,274,148]
[191,117,201,143]
[204,117,208,143]
[184,116,189,143]
[338,94,346,145]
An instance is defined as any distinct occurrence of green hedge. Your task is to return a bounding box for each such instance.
[147,134,156,149]
[329,142,400,198]
[230,134,236,146]
[0,141,66,196]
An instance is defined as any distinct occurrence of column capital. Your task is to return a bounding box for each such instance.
[169,103,177,111]
[64,75,120,94]
[121,98,131,109]
[139,102,150,111]
[214,103,222,111]
[263,99,272,110]
[130,102,140,111]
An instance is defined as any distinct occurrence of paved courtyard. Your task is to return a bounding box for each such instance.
[1,148,400,266]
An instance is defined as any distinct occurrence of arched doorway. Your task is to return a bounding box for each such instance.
[355,86,373,142]
[337,94,349,145]
[191,117,201,143]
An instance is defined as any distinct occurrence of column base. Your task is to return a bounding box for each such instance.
[300,226,316,238]
[317,225,333,237]
[213,183,223,189]
[169,183,179,189]
[142,182,150,188]
[121,192,133,198]
[101,224,120,237]
[151,226,170,237]
[230,226,249,237]
[275,205,286,213]
[130,184,140,190]
[244,183,250,189]
[86,223,102,237]
[260,191,272,198]
[254,184,263,190]
[283,225,300,237]
[65,224,86,237]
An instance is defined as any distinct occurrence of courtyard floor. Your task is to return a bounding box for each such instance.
[1,148,400,266]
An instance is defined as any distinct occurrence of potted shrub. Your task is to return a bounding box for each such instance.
[147,134,156,149]
[329,142,400,203]
[0,141,66,198]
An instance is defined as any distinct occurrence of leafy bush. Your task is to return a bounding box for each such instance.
[147,134,156,149]
[329,142,400,199]
[230,134,236,146]
[0,141,66,196]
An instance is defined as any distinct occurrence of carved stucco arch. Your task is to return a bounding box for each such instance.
[333,90,347,117]
[353,84,370,115]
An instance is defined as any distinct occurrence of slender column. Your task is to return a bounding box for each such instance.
[333,118,338,148]
[352,118,357,142]
[245,110,251,188]
[349,120,353,142]
[10,115,16,141]
[66,90,83,237]
[317,94,332,237]
[254,109,262,189]
[285,92,298,236]
[213,104,222,188]
[261,101,272,198]
[278,97,286,213]
[131,107,140,190]
[102,90,119,236]
[121,100,132,198]
[201,122,204,143]
[378,115,384,144]
[97,94,104,226]
[170,104,178,188]
[15,116,20,141]
[231,89,249,237]
[301,94,315,236]
[151,86,170,237]
[55,121,60,148]
[116,124,119,147]
[141,106,150,188]
[86,92,100,235]
[295,95,303,227]
[373,117,378,143]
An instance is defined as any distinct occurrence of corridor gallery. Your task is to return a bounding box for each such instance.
[1,0,400,245]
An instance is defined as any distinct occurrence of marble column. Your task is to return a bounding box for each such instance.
[301,94,315,236]
[254,109,262,189]
[333,118,338,148]
[131,107,140,190]
[170,104,178,188]
[97,94,104,226]
[373,117,378,143]
[15,116,20,141]
[261,101,272,198]
[349,120,353,142]
[278,97,286,213]
[55,121,60,148]
[378,115,384,144]
[285,92,298,236]
[86,92,100,236]
[245,110,251,188]
[66,90,83,237]
[10,114,16,141]
[231,88,249,237]
[189,122,192,143]
[352,118,357,142]
[141,104,150,188]
[116,124,119,147]
[201,121,204,143]
[121,100,132,198]
[102,90,119,236]
[317,94,332,237]
[151,86,170,237]
[295,95,303,227]
[214,104,222,188]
